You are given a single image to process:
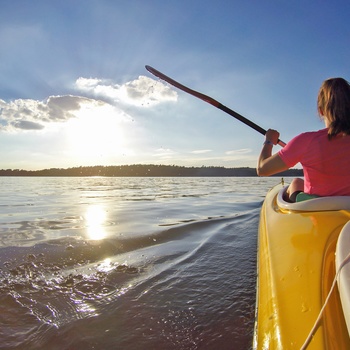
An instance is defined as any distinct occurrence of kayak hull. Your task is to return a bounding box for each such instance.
[254,183,350,349]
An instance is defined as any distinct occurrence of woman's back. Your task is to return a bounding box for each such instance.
[300,128,350,196]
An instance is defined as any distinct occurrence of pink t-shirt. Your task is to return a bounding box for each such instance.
[278,128,350,196]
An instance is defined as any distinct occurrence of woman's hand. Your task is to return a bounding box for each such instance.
[257,129,288,176]
[265,129,280,145]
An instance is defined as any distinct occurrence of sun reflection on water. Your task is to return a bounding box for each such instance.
[97,258,114,273]
[84,205,107,240]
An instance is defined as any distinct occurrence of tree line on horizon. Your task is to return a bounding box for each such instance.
[0,164,303,177]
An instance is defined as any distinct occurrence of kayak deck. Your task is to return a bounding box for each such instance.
[254,183,350,349]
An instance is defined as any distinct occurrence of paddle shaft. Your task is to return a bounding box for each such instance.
[145,65,286,147]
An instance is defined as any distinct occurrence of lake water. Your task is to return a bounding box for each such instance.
[0,176,281,350]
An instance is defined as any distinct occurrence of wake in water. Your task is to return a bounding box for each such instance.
[0,211,258,349]
[0,176,277,349]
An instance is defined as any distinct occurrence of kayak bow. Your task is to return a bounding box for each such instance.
[254,183,350,349]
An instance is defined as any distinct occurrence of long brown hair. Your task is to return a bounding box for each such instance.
[317,77,350,139]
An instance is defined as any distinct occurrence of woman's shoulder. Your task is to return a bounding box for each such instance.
[294,128,328,141]
[281,129,327,151]
[293,129,328,142]
[301,128,328,137]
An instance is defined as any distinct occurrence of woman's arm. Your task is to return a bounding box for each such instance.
[257,129,289,176]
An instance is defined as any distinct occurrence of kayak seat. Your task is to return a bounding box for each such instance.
[277,187,350,211]
[336,221,350,336]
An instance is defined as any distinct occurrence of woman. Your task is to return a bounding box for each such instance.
[257,77,350,202]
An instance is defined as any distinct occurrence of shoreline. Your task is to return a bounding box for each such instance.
[0,164,303,177]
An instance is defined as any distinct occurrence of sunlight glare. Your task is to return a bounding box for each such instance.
[66,102,130,160]
[97,258,114,273]
[84,205,107,240]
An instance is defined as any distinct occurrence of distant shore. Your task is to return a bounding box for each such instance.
[0,164,303,177]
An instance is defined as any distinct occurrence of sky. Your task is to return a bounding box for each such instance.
[1,1,350,170]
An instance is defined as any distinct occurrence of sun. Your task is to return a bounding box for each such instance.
[65,102,131,163]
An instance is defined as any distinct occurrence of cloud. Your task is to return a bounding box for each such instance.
[149,148,256,166]
[12,120,44,130]
[153,148,177,158]
[0,96,104,132]
[75,75,177,107]
[191,149,212,154]
[0,76,177,133]
[225,148,251,155]
[46,96,87,121]
[182,148,255,165]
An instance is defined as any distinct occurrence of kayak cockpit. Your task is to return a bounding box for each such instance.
[277,186,350,211]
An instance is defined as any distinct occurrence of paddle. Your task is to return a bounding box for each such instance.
[145,65,286,147]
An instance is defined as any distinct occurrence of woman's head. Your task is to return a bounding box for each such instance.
[317,77,350,139]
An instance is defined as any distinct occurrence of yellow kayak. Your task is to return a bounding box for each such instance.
[254,182,350,349]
